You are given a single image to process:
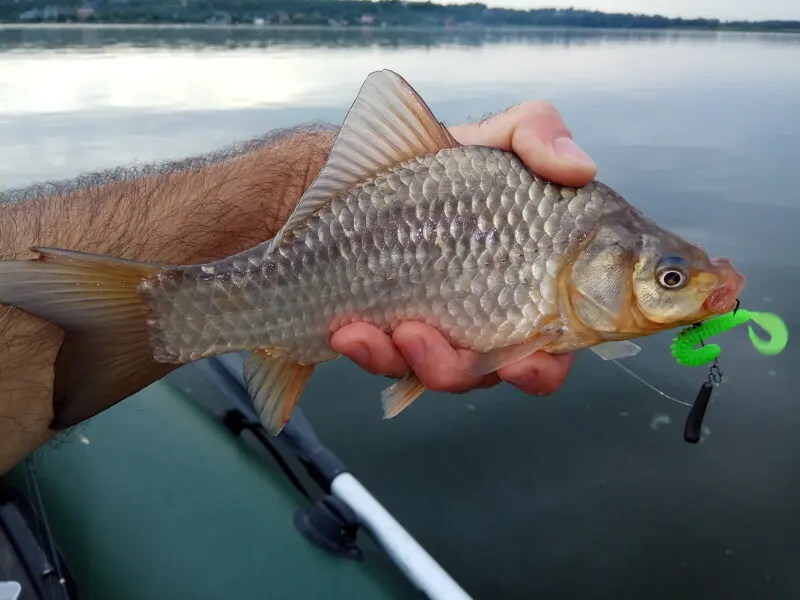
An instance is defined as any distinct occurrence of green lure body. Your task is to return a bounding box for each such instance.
[670,308,789,367]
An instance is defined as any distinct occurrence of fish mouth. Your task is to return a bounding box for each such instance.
[703,258,746,314]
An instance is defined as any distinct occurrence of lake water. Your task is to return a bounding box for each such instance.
[2,24,800,600]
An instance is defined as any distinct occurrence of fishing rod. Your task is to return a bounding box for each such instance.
[199,354,472,600]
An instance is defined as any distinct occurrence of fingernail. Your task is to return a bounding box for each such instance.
[403,335,427,365]
[348,342,372,368]
[553,136,596,167]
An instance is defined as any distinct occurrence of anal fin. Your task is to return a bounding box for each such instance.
[243,350,315,435]
[381,373,426,420]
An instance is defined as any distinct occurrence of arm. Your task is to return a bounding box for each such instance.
[0,102,596,474]
[0,125,337,473]
[0,125,338,264]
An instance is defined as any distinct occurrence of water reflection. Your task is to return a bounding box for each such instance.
[1,25,798,117]
[1,23,799,52]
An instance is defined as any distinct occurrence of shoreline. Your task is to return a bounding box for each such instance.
[1,23,799,34]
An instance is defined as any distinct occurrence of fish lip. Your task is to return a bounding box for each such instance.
[703,258,746,314]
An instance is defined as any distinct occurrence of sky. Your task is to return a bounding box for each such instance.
[438,0,800,21]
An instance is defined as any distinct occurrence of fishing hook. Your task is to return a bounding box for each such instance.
[670,308,788,367]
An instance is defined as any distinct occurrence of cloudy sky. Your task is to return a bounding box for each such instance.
[438,0,800,21]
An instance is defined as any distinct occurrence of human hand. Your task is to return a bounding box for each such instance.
[330,101,598,397]
[0,304,63,473]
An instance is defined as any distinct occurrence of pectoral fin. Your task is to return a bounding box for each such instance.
[590,340,642,360]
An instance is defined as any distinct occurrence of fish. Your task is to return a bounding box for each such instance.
[0,69,746,434]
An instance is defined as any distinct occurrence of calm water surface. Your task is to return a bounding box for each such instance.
[2,25,800,600]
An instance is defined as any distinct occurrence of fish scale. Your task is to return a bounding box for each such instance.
[144,146,618,365]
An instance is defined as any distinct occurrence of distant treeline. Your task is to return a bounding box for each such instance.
[6,0,800,32]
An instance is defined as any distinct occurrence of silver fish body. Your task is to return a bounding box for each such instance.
[145,146,624,366]
[0,69,745,433]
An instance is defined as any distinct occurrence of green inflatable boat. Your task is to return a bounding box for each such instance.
[1,354,472,600]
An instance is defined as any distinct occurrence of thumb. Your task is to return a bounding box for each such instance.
[448,100,597,188]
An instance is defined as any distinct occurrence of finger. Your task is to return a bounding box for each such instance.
[392,322,500,393]
[330,322,409,378]
[449,100,597,188]
[498,351,575,396]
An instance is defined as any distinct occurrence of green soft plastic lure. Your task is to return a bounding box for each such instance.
[669,307,789,444]
[670,308,789,367]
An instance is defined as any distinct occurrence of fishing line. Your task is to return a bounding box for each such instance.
[25,457,70,599]
[609,358,693,408]
[607,305,788,443]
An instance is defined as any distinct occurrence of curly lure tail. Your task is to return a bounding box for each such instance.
[670,308,788,366]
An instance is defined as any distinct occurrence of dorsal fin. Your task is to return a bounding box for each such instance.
[267,69,460,253]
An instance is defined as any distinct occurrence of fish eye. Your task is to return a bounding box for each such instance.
[656,256,689,290]
[658,269,686,289]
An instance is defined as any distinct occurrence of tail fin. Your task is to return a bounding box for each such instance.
[0,247,175,429]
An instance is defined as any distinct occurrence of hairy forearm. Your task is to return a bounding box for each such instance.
[0,124,337,264]
[0,124,337,474]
